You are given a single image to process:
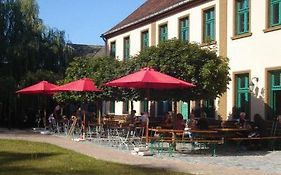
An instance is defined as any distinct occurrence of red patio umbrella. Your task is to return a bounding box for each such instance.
[105,67,195,143]
[51,78,101,139]
[105,67,195,89]
[16,81,59,128]
[51,78,101,92]
[16,81,58,95]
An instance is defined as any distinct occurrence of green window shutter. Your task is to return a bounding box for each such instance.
[159,24,168,42]
[123,101,129,114]
[179,17,189,42]
[141,30,149,50]
[236,0,249,35]
[109,101,115,113]
[270,0,281,27]
[110,42,116,58]
[123,37,130,61]
[141,100,148,113]
[204,8,215,42]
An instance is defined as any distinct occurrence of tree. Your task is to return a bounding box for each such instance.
[53,56,125,103]
[123,39,230,101]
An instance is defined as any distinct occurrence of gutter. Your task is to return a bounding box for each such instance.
[103,0,194,37]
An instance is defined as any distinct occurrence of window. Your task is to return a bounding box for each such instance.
[108,101,115,114]
[123,37,130,61]
[159,24,168,42]
[141,30,149,50]
[269,70,281,119]
[179,17,189,42]
[141,100,148,113]
[122,100,129,114]
[236,0,249,35]
[203,8,215,42]
[235,74,250,117]
[110,41,116,58]
[269,0,281,27]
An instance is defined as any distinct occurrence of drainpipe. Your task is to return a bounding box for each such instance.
[100,34,108,56]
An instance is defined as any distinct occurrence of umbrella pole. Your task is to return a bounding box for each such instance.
[145,89,150,145]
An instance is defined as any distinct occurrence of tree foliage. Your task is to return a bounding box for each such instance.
[0,0,72,127]
[53,56,126,103]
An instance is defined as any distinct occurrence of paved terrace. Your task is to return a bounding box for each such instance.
[0,128,280,175]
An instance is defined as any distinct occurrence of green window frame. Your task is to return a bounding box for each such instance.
[159,24,168,42]
[203,8,215,42]
[235,74,250,117]
[179,17,189,42]
[109,101,115,113]
[236,0,249,35]
[141,30,149,50]
[269,0,281,27]
[141,100,148,113]
[203,99,215,118]
[123,37,130,61]
[122,100,129,114]
[269,71,281,119]
[110,41,116,58]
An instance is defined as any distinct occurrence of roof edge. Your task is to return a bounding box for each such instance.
[102,0,194,37]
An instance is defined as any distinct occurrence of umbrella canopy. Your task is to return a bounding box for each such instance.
[105,67,195,89]
[51,78,101,92]
[16,81,58,95]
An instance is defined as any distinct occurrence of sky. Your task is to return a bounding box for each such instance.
[37,0,145,45]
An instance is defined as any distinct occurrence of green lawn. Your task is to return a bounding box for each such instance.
[0,139,191,175]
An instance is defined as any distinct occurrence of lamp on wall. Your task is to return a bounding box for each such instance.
[249,77,259,93]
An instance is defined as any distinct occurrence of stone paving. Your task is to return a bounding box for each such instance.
[0,128,281,175]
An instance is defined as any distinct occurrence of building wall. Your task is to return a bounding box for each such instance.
[226,0,281,120]
[105,0,221,116]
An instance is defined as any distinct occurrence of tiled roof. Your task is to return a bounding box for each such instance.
[103,0,188,37]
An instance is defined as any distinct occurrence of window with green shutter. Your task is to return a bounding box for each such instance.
[203,8,215,42]
[110,41,116,58]
[159,24,168,42]
[269,0,281,27]
[109,101,115,113]
[235,74,250,117]
[179,17,189,42]
[123,37,130,61]
[141,30,149,50]
[141,100,148,113]
[269,70,281,119]
[236,0,249,35]
[123,100,129,114]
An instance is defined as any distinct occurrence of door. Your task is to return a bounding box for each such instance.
[180,101,189,120]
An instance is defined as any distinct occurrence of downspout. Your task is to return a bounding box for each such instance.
[100,34,108,56]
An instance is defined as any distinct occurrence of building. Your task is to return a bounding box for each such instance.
[101,0,281,121]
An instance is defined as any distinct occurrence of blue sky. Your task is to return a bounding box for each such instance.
[37,0,145,45]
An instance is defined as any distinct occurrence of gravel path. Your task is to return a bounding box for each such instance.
[0,128,280,175]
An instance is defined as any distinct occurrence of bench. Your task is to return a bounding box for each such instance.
[148,136,223,156]
[228,136,281,151]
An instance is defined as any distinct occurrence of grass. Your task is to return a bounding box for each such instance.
[0,139,192,175]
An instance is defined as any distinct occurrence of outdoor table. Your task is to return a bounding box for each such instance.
[213,128,252,139]
[148,128,184,150]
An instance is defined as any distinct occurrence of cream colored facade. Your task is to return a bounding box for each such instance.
[104,0,281,120]
[226,0,281,120]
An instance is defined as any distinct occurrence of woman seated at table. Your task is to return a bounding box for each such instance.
[173,113,185,130]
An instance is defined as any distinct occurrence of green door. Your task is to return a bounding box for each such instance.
[180,101,189,120]
[235,74,250,117]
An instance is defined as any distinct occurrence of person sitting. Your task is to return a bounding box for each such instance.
[173,113,185,130]
[162,112,173,129]
[196,112,209,130]
[238,112,248,128]
[128,110,137,125]
[251,113,268,137]
[140,112,149,126]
